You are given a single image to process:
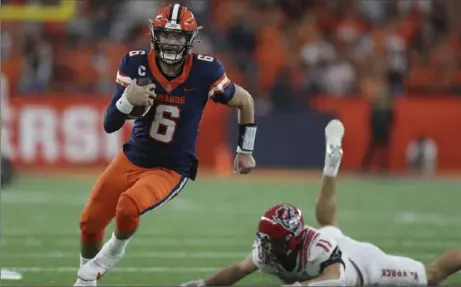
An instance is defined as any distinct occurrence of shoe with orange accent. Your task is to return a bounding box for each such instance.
[75,249,125,283]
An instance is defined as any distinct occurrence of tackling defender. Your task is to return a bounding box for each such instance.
[181,120,461,286]
[73,4,257,286]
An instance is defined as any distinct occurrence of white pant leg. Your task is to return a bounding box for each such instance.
[318,225,428,286]
[371,254,428,286]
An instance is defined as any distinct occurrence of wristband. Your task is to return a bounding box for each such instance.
[237,124,257,154]
[116,92,134,114]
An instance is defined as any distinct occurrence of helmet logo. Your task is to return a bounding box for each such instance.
[273,205,301,235]
[184,16,195,27]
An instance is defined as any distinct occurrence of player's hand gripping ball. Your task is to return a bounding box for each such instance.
[234,153,256,174]
[126,77,157,119]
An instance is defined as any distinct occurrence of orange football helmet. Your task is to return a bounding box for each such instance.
[150,3,202,64]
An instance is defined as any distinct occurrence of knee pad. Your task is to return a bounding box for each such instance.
[115,194,140,233]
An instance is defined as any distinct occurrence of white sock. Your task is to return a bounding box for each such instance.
[105,232,131,255]
[80,255,91,267]
[323,145,342,177]
[323,163,340,177]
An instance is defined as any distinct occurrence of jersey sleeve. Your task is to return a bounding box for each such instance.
[207,59,236,104]
[309,233,345,273]
[115,53,135,87]
[104,53,135,133]
[251,240,264,268]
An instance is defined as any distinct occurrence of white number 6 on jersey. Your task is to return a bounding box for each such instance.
[129,50,146,57]
[150,104,181,143]
[197,55,214,62]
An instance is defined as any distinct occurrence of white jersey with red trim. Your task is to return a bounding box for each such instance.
[251,226,358,285]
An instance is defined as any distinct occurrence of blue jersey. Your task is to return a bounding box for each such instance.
[104,49,236,180]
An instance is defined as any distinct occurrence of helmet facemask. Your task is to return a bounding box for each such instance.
[256,204,306,268]
[151,24,199,65]
[257,232,300,268]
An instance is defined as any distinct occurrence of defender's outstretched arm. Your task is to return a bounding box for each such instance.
[315,120,344,228]
[180,255,258,287]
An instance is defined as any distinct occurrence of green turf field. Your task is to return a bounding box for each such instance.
[1,175,460,286]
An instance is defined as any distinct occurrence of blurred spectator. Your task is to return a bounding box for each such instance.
[226,14,256,66]
[269,66,303,112]
[361,77,394,173]
[1,32,13,59]
[321,50,356,97]
[406,135,438,175]
[1,0,459,100]
[109,1,165,42]
[298,15,337,95]
[92,45,111,94]
[357,0,388,23]
[18,32,53,92]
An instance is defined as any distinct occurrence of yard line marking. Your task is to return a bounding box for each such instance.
[1,252,440,261]
[3,251,248,259]
[7,266,220,273]
[2,238,459,249]
[2,230,458,240]
[0,238,249,247]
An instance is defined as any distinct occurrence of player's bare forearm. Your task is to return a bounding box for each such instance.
[315,175,338,227]
[204,264,247,286]
[298,263,344,286]
[204,256,257,286]
[226,84,255,124]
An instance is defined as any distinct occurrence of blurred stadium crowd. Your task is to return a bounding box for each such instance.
[2,0,461,109]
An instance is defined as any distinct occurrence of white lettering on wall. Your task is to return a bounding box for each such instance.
[1,105,15,158]
[62,107,99,163]
[20,106,59,163]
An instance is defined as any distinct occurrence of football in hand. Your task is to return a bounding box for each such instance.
[128,77,154,119]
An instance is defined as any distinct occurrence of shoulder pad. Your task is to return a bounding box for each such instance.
[308,232,339,264]
[118,49,149,79]
[193,54,232,92]
[193,54,223,73]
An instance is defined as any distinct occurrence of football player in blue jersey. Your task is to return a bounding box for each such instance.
[74,3,257,286]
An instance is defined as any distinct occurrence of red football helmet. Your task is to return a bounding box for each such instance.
[257,204,305,264]
[149,3,201,64]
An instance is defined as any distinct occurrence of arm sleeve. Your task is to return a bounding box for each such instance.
[103,54,133,133]
[208,59,236,104]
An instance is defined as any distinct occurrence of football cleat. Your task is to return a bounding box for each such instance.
[73,278,97,287]
[324,120,345,177]
[76,248,125,282]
